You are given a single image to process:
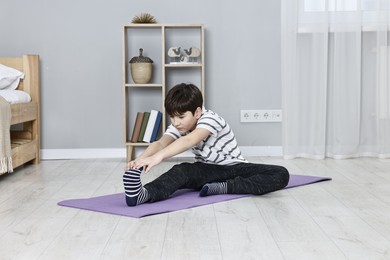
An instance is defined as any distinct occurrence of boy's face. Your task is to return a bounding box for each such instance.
[170,107,202,134]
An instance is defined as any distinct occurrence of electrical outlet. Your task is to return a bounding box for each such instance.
[240,110,282,123]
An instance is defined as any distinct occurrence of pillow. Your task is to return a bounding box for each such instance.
[0,64,24,90]
[0,89,31,104]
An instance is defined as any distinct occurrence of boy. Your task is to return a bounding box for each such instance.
[124,83,289,206]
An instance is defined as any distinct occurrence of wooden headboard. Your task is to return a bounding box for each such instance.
[0,55,40,104]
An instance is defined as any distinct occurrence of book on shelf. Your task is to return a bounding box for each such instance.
[131,112,144,143]
[143,110,159,143]
[137,112,150,142]
[150,111,162,142]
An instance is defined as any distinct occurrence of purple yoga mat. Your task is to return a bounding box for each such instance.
[58,174,331,218]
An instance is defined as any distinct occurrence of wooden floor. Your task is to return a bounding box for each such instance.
[1,157,390,260]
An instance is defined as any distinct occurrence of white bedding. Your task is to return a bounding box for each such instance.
[0,90,31,104]
[0,63,24,90]
[0,63,29,104]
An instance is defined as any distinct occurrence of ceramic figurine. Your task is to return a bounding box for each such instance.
[168,47,182,63]
[184,47,201,63]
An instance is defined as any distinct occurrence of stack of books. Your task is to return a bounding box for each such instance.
[131,110,162,143]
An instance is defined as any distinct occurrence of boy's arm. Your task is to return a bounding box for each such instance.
[139,134,175,158]
[133,128,210,172]
[126,134,175,170]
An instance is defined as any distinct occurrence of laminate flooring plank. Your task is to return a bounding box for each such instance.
[38,210,120,260]
[89,159,127,196]
[161,206,222,260]
[322,159,388,185]
[358,158,390,181]
[314,215,390,259]
[325,183,390,240]
[0,160,65,204]
[0,159,122,260]
[0,198,78,260]
[287,184,355,218]
[49,159,122,201]
[277,241,348,260]
[290,158,352,184]
[214,198,284,260]
[253,190,329,243]
[361,183,390,204]
[100,215,168,260]
[0,160,86,238]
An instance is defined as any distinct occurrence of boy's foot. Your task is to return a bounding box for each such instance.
[123,168,150,206]
[199,182,228,197]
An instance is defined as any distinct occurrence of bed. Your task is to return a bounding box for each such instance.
[0,55,40,174]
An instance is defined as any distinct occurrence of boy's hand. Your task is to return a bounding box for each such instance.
[124,135,175,172]
[133,154,163,173]
[125,160,137,171]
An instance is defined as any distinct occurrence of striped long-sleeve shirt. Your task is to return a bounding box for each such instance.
[164,108,248,165]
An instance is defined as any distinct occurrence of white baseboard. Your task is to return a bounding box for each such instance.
[40,149,126,160]
[40,146,283,160]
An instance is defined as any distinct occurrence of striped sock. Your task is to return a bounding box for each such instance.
[123,169,150,206]
[199,182,228,197]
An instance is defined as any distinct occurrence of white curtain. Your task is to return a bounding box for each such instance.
[281,0,390,159]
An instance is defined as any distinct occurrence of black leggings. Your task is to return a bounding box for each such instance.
[144,162,289,202]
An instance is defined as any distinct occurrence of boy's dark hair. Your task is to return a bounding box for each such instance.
[165,83,203,116]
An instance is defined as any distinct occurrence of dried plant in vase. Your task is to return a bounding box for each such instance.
[131,13,157,24]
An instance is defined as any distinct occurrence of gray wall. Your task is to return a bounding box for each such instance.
[0,0,281,149]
